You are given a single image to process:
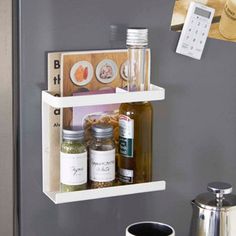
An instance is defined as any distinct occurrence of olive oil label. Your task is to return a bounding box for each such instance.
[119,115,134,157]
[90,149,115,182]
[118,168,134,183]
[60,152,87,185]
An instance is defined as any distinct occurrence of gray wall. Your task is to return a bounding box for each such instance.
[19,0,236,235]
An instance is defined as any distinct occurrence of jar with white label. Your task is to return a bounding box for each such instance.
[89,124,116,188]
[60,129,87,192]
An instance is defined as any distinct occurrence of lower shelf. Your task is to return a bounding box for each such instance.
[44,180,166,204]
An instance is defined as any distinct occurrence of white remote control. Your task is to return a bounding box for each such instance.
[176,2,215,60]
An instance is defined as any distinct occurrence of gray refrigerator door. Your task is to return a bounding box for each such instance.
[19,0,236,236]
[0,0,15,235]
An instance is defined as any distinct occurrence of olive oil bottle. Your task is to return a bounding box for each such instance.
[118,28,153,184]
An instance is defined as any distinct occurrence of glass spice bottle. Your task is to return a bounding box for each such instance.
[60,129,87,192]
[118,28,153,184]
[126,28,149,91]
[89,124,115,188]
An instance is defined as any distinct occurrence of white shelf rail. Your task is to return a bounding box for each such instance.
[42,84,165,108]
[44,181,166,204]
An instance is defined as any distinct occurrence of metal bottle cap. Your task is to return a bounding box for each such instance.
[62,128,84,140]
[91,124,113,138]
[126,28,148,46]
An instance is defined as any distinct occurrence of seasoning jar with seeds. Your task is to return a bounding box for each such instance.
[89,124,115,188]
[60,129,87,192]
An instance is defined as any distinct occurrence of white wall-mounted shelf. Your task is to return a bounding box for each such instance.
[42,84,165,204]
[45,181,166,204]
[42,84,165,108]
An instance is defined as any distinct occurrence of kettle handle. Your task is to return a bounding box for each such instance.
[207,182,232,200]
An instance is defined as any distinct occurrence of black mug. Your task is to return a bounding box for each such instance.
[126,221,175,236]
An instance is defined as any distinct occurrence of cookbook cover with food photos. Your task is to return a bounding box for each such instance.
[61,49,129,99]
[60,49,150,128]
[60,49,127,129]
[171,0,236,43]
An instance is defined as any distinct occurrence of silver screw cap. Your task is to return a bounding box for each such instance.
[91,124,113,138]
[126,28,148,46]
[62,128,84,140]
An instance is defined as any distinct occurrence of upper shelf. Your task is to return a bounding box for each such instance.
[42,84,165,108]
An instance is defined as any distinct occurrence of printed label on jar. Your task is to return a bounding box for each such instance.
[60,152,87,185]
[119,115,134,158]
[89,149,115,182]
[118,168,134,183]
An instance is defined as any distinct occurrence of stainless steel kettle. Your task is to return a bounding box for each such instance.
[190,182,236,236]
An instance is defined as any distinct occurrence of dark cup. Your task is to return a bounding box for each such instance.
[126,221,175,236]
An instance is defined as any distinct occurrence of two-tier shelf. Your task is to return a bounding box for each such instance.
[42,84,165,204]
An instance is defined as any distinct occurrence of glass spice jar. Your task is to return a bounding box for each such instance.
[89,124,115,188]
[60,129,87,192]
